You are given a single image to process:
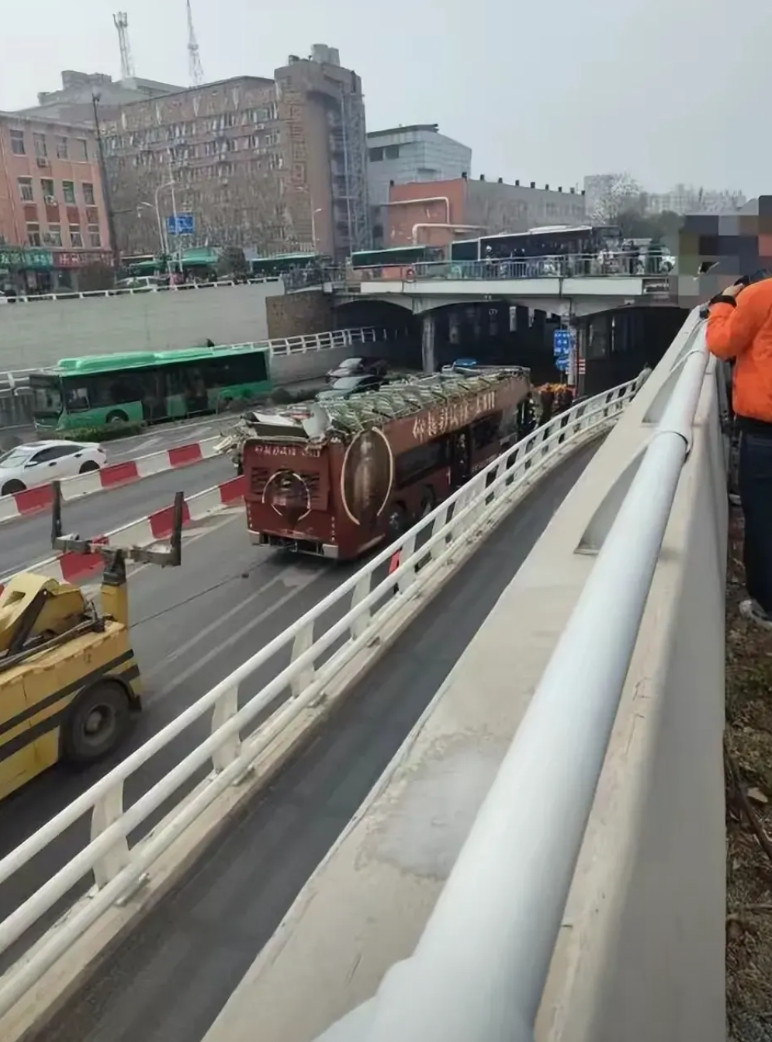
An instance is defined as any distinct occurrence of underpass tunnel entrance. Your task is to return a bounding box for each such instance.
[419,301,568,384]
[333,300,421,369]
[578,305,689,396]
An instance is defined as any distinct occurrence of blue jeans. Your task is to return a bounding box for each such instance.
[739,432,772,615]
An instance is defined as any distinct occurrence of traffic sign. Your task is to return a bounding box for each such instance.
[166,213,195,235]
[553,327,572,369]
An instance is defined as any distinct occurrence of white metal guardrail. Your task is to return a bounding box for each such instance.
[0,276,281,305]
[0,374,642,1018]
[313,318,710,1042]
[0,327,403,391]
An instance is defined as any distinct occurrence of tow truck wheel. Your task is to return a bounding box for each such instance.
[62,681,132,767]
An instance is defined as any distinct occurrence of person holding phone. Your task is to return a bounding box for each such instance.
[706,273,772,628]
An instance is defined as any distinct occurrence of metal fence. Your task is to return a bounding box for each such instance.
[312,314,711,1042]
[409,254,675,281]
[0,375,642,1020]
[0,276,280,306]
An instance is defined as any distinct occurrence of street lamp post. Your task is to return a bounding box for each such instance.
[153,180,175,276]
[311,207,322,252]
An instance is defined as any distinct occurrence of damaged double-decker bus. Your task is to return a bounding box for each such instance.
[221,367,531,561]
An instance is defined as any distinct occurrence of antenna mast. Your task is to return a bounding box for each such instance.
[186,0,205,86]
[113,11,135,80]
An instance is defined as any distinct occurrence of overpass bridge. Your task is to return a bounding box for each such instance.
[0,308,726,1042]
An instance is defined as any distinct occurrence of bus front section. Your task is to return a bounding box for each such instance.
[28,372,65,432]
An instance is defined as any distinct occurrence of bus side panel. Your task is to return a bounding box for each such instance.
[59,401,144,429]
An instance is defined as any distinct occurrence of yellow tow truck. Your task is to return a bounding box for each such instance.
[0,482,183,800]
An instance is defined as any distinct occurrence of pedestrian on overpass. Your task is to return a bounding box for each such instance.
[706,273,772,629]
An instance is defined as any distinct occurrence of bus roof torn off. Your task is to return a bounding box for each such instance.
[226,368,531,450]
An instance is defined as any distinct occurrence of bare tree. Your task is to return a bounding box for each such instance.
[587,173,645,224]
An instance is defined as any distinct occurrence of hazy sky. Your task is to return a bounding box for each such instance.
[0,0,766,197]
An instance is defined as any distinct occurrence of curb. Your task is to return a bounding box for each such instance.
[0,474,245,593]
[0,438,222,525]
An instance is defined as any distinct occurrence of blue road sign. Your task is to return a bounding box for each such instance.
[166,213,195,235]
[553,327,572,369]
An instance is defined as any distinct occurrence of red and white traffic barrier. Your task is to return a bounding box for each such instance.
[0,474,245,593]
[0,437,222,525]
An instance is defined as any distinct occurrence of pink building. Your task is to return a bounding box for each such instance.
[0,112,112,293]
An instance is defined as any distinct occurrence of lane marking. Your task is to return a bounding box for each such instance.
[144,566,323,705]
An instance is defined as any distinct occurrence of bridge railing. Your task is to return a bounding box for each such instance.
[0,374,643,1021]
[409,254,675,281]
[0,276,280,305]
[311,315,711,1042]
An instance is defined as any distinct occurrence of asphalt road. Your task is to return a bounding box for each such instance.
[0,457,234,577]
[1,439,602,1042]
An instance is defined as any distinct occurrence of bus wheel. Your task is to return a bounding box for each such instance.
[105,410,129,424]
[62,681,132,767]
[419,486,437,518]
[387,502,408,540]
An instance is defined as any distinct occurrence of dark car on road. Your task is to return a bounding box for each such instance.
[325,357,388,382]
[316,374,385,401]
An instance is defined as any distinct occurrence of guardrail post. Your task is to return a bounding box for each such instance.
[431,502,454,559]
[210,684,241,772]
[398,533,417,592]
[290,621,315,697]
[90,781,130,888]
[350,571,373,638]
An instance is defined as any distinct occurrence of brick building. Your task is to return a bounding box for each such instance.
[95,44,368,261]
[0,112,111,293]
[386,175,586,249]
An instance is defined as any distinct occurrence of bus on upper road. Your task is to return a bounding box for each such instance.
[29,344,273,433]
[350,245,445,279]
[450,225,622,261]
[249,253,324,277]
[235,367,531,561]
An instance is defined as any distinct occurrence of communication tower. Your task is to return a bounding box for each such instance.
[113,11,135,80]
[186,0,205,86]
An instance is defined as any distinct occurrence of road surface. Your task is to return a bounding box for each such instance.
[0,457,234,577]
[0,440,602,1042]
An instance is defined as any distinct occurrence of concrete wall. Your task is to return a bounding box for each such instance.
[201,313,727,1042]
[270,338,411,385]
[0,282,284,368]
[266,290,335,339]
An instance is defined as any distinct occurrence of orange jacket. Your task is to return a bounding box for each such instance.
[706,279,772,424]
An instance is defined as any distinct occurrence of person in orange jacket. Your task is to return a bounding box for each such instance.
[706,273,772,628]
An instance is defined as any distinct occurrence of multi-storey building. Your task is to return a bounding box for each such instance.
[90,44,368,260]
[0,112,111,292]
[366,124,472,246]
[386,175,586,249]
[17,69,183,125]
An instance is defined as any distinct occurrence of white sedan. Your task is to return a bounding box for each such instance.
[0,440,106,497]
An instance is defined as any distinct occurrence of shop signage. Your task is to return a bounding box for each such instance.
[0,248,54,270]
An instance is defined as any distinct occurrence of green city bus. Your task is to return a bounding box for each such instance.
[249,253,324,277]
[29,344,273,433]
